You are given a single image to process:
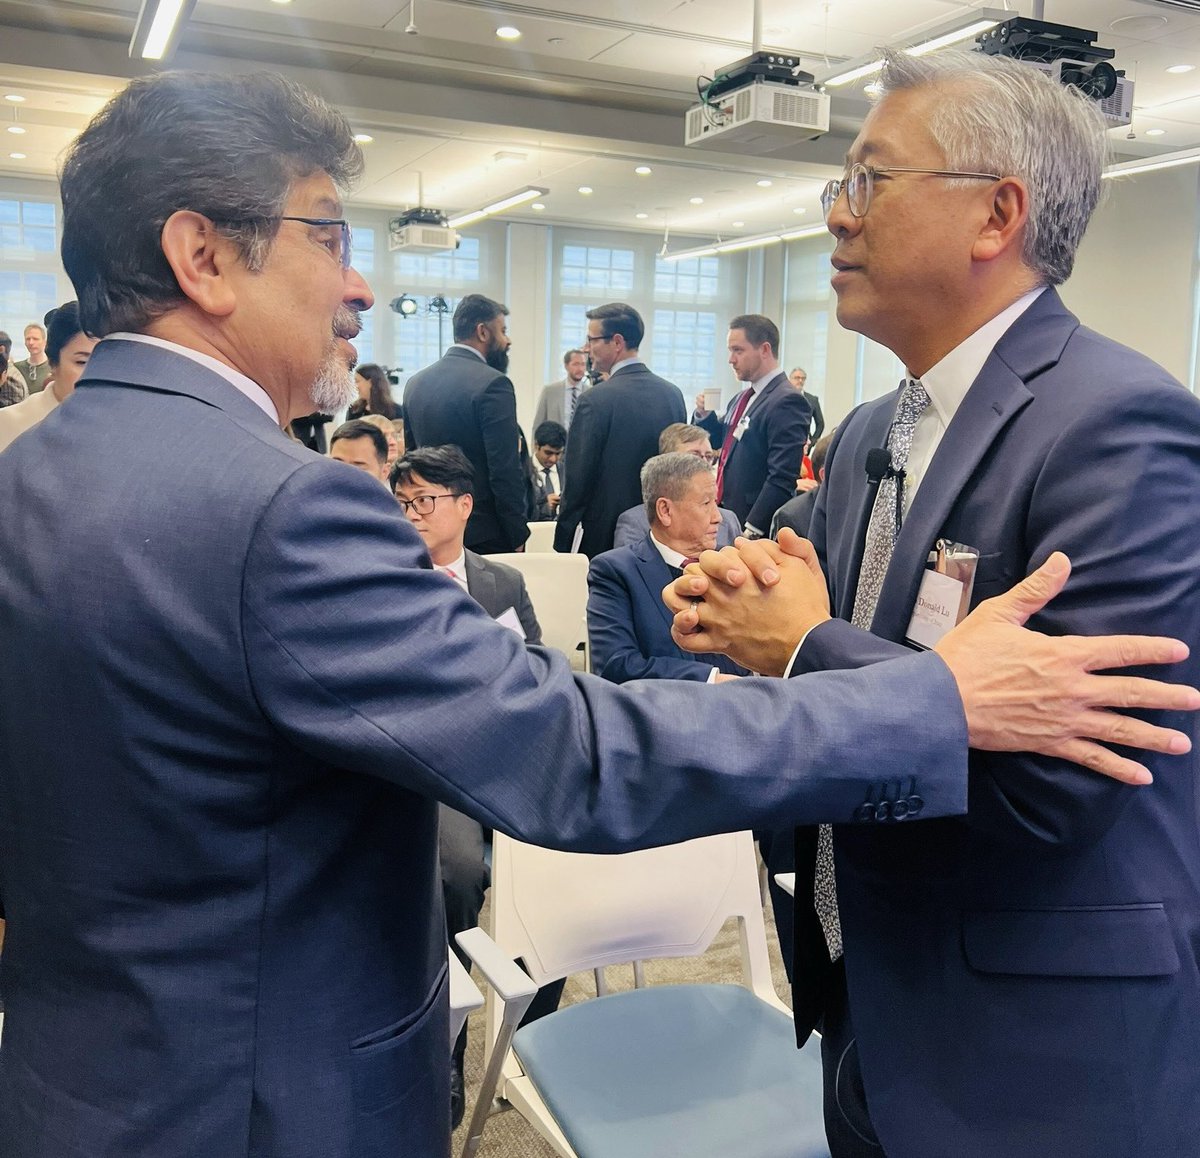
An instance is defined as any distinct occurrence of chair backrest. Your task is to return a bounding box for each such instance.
[489,829,782,1008]
[524,521,557,553]
[486,552,588,662]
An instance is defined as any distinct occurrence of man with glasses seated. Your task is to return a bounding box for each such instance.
[390,444,554,1128]
[612,422,742,549]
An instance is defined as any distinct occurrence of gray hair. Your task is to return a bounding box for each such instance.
[877,49,1109,286]
[641,452,711,525]
[60,72,363,335]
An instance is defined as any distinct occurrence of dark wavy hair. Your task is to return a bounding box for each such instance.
[45,301,87,365]
[353,364,399,419]
[60,71,363,336]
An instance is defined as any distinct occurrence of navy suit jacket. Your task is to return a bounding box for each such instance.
[587,534,749,683]
[796,289,1200,1158]
[0,339,970,1158]
[696,372,810,531]
[403,345,530,551]
[554,362,686,557]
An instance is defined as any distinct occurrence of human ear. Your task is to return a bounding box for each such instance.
[972,176,1029,265]
[159,211,239,317]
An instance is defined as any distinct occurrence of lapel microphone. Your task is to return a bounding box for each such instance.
[864,447,901,486]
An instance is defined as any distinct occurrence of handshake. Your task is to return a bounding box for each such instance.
[661,529,1199,787]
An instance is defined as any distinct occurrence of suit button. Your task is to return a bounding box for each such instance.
[874,800,892,821]
[854,803,875,823]
[892,798,909,819]
[906,795,924,817]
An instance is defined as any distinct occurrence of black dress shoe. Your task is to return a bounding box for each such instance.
[450,1055,465,1130]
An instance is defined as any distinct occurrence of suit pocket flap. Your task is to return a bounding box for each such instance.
[963,905,1180,978]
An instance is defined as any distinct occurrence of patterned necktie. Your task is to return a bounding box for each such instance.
[715,388,753,502]
[814,377,931,962]
[566,383,579,429]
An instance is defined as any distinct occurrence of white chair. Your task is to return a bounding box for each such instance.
[487,551,590,672]
[448,945,486,1046]
[525,521,557,553]
[456,830,828,1158]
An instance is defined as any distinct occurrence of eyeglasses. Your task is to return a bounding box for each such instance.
[820,163,1002,221]
[395,492,461,515]
[584,333,613,345]
[278,216,353,268]
[212,214,353,268]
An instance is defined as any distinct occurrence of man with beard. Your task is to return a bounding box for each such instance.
[403,293,530,552]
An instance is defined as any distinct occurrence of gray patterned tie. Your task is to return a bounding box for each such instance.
[566,383,579,430]
[814,377,931,961]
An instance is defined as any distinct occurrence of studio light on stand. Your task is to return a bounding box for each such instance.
[390,294,419,317]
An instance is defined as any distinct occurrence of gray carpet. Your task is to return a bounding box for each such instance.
[453,897,794,1157]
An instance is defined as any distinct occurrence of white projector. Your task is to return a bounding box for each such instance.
[686,80,830,151]
[1025,59,1134,128]
[387,223,460,252]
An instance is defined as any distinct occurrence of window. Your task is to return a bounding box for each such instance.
[393,236,481,284]
[394,298,459,382]
[654,255,719,301]
[560,245,634,296]
[0,198,56,259]
[0,197,63,342]
[651,309,718,394]
[781,236,834,395]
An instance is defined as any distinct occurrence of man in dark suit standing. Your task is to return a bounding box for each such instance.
[554,302,686,557]
[403,293,529,553]
[789,367,825,442]
[694,315,812,538]
[668,48,1200,1158]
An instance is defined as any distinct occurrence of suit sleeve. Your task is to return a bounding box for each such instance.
[515,575,542,646]
[745,390,811,533]
[554,391,601,552]
[476,375,529,549]
[586,554,713,684]
[240,462,971,851]
[800,379,1200,850]
[612,509,642,550]
[694,409,725,451]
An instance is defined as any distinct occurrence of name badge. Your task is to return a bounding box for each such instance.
[905,539,980,650]
[732,414,751,442]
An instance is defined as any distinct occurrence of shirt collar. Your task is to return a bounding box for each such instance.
[649,529,690,570]
[609,355,643,375]
[917,287,1045,427]
[455,343,487,362]
[435,549,468,580]
[105,332,279,423]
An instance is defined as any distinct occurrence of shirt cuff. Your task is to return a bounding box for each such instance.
[782,625,821,679]
[705,666,719,684]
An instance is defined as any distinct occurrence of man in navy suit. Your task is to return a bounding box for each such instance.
[2,69,1196,1158]
[588,452,748,685]
[693,314,812,537]
[668,49,1200,1158]
[403,293,530,553]
[554,302,686,557]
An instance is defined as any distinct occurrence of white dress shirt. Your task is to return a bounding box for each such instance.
[649,530,719,684]
[435,551,470,593]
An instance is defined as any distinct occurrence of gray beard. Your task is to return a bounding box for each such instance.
[308,306,361,413]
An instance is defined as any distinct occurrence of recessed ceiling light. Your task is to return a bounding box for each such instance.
[4,94,25,103]
[269,0,292,4]
[635,165,652,175]
[1146,128,1166,136]
[732,220,745,227]
[8,152,26,160]
[689,196,704,204]
[496,26,521,40]
[548,36,564,44]
[793,206,807,215]
[755,179,773,187]
[493,150,527,164]
[1167,64,1195,75]
[635,212,649,219]
[6,125,25,135]
[578,186,593,195]
[531,202,545,211]
[353,133,374,144]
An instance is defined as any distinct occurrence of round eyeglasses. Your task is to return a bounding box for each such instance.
[821,163,1002,221]
[395,493,461,515]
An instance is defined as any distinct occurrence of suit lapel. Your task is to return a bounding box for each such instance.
[463,551,498,617]
[837,401,896,621]
[631,534,682,637]
[867,293,1080,638]
[744,372,785,421]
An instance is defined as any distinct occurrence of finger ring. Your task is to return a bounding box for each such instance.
[690,597,701,608]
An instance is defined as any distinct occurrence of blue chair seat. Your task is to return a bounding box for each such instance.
[512,983,830,1158]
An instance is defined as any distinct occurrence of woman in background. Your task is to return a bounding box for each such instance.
[346,363,400,423]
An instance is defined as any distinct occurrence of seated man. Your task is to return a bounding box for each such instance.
[612,422,741,550]
[589,451,748,685]
[328,417,389,482]
[771,430,834,540]
[389,444,552,1126]
[529,419,566,521]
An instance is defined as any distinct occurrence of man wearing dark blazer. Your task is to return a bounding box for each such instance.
[588,453,748,685]
[554,302,686,557]
[669,50,1200,1158]
[789,367,825,442]
[694,314,811,537]
[4,69,1194,1158]
[403,293,530,553]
